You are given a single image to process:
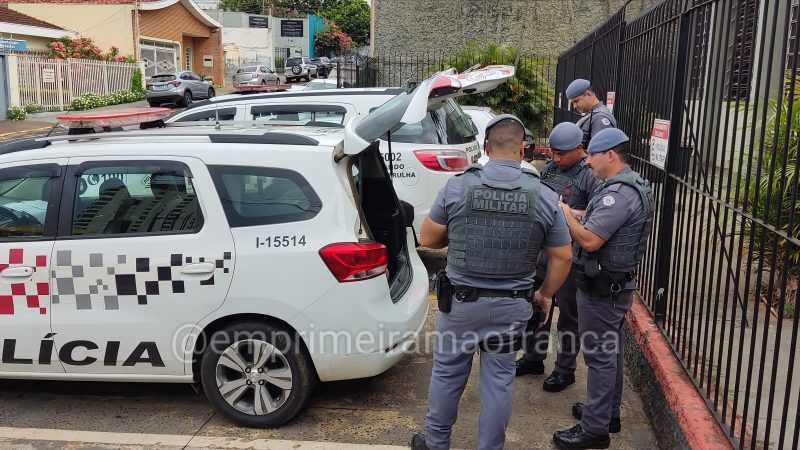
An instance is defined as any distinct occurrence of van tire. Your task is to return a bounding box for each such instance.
[200,321,316,428]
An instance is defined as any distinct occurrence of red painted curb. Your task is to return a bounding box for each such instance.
[626,296,733,450]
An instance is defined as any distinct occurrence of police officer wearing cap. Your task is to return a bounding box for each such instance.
[516,122,600,394]
[411,114,573,450]
[566,79,617,148]
[552,128,654,449]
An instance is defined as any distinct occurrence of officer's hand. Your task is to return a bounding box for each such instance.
[533,290,552,323]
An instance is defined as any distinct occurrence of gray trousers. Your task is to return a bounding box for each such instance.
[577,287,633,435]
[426,296,532,450]
[523,269,581,374]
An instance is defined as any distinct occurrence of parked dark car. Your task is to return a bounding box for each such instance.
[310,57,334,78]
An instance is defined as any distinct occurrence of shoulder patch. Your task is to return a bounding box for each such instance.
[601,118,611,126]
[602,195,616,206]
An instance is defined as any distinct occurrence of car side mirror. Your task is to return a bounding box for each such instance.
[400,201,414,228]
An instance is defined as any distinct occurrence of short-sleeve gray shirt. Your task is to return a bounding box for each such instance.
[429,159,571,290]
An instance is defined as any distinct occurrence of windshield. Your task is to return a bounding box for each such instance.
[151,74,176,82]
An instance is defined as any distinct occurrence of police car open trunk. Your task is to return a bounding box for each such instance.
[339,65,516,300]
[349,143,414,301]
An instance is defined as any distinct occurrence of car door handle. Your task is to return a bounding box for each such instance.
[2,266,33,278]
[181,263,216,275]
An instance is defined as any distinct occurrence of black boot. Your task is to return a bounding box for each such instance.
[571,403,621,433]
[515,358,544,376]
[542,371,575,392]
[410,433,429,450]
[553,424,610,449]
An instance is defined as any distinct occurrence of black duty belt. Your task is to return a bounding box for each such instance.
[451,285,532,302]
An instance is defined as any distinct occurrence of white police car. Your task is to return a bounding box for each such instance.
[165,66,515,237]
[0,72,470,427]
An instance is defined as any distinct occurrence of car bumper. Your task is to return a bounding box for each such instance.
[146,89,183,100]
[290,234,430,382]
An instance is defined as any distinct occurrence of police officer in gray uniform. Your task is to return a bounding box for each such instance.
[516,123,600,395]
[410,115,573,450]
[566,79,617,148]
[552,128,654,449]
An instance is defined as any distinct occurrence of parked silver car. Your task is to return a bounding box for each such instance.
[146,71,215,107]
[284,57,318,82]
[232,65,280,88]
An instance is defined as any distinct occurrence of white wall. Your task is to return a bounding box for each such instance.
[272,17,309,58]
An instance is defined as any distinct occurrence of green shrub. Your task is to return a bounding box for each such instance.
[7,106,26,120]
[438,42,555,139]
[70,90,146,110]
[24,103,43,114]
[130,68,145,96]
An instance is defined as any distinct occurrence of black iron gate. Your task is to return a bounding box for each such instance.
[556,0,800,449]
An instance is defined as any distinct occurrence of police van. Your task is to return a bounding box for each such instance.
[164,67,515,237]
[0,71,481,427]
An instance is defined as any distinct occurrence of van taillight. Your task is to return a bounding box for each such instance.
[319,242,388,282]
[413,150,469,171]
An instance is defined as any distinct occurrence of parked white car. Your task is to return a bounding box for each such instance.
[166,66,515,235]
[0,78,466,426]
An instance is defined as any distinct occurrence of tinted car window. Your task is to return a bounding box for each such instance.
[175,107,237,122]
[0,165,58,239]
[209,166,321,227]
[286,58,302,66]
[71,163,201,236]
[238,67,257,73]
[151,74,176,82]
[434,100,477,145]
[251,105,346,124]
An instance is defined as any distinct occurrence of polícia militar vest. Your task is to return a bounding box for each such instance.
[581,171,654,273]
[446,165,547,279]
[541,160,590,209]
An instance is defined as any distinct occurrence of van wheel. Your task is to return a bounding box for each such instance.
[200,322,316,428]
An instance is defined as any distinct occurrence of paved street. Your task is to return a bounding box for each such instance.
[0,248,656,450]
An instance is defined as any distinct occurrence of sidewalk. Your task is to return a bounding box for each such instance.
[0,100,151,141]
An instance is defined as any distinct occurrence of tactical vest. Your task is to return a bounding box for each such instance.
[577,105,616,148]
[447,165,547,279]
[541,160,588,209]
[581,171,654,272]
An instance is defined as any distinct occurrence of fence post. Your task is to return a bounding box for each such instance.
[102,61,110,95]
[66,59,74,104]
[7,55,19,107]
[33,61,41,106]
[55,61,64,110]
[653,6,691,325]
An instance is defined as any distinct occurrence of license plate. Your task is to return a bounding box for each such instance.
[154,85,170,91]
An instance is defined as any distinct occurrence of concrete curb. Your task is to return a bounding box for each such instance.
[0,126,56,140]
[625,295,732,450]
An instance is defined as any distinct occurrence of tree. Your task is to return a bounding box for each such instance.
[314,18,354,56]
[318,0,369,47]
[218,0,264,14]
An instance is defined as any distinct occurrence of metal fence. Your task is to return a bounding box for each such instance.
[557,0,800,448]
[12,55,139,111]
[352,50,557,140]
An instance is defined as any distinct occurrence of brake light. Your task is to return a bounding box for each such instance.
[430,75,461,99]
[414,150,469,171]
[319,242,388,282]
[170,80,181,87]
[251,73,259,79]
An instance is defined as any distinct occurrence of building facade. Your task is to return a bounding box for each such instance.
[5,0,224,83]
[371,0,657,56]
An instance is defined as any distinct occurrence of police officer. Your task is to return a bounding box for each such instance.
[516,123,599,395]
[552,128,654,449]
[410,114,573,450]
[565,79,617,148]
